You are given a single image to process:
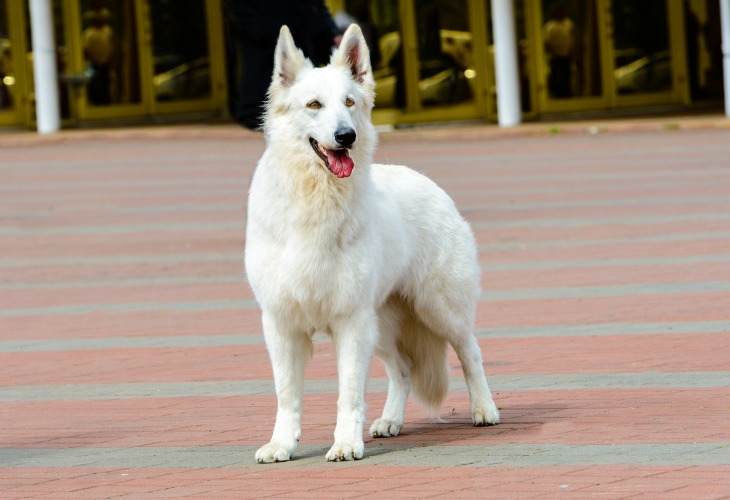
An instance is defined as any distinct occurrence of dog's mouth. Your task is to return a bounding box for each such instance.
[309,138,355,178]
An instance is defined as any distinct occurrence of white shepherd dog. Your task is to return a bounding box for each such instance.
[245,24,500,463]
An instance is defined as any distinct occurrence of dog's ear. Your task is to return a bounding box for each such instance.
[331,24,373,87]
[272,25,311,88]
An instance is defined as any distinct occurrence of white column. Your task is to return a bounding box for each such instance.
[29,0,60,134]
[491,0,521,127]
[721,0,730,118]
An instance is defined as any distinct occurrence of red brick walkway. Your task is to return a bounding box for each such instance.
[1,119,729,498]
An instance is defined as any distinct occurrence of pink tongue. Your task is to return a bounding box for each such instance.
[326,149,355,178]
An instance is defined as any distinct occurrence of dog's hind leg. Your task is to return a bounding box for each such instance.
[370,298,411,438]
[370,355,410,437]
[255,312,312,463]
[450,334,500,426]
[414,289,500,427]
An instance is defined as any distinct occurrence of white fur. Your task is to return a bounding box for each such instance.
[245,25,499,464]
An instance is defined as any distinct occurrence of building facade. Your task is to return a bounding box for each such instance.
[0,0,725,130]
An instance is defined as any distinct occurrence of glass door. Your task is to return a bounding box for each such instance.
[73,0,145,119]
[532,0,687,114]
[397,0,490,124]
[143,0,226,116]
[608,0,688,107]
[533,0,610,113]
[64,0,225,123]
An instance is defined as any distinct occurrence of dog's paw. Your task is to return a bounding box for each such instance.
[473,400,500,426]
[255,441,295,463]
[369,418,402,438]
[325,441,364,462]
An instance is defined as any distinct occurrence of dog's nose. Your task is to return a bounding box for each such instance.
[335,128,356,148]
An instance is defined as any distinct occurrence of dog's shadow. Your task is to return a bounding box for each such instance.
[288,407,546,464]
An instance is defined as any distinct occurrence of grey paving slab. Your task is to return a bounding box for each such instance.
[0,253,243,268]
[0,299,260,317]
[2,443,728,468]
[1,372,728,402]
[484,254,730,271]
[6,193,727,216]
[0,222,245,236]
[3,281,729,317]
[4,213,730,236]
[0,333,265,353]
[478,231,730,251]
[472,213,730,229]
[0,321,727,352]
[0,275,246,290]
[482,281,730,300]
[475,320,730,338]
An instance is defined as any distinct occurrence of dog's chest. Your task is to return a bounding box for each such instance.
[249,229,371,324]
[246,163,379,324]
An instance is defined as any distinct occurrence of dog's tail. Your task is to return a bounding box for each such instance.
[399,313,449,416]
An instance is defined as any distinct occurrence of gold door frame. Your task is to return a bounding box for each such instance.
[531,0,689,115]
[64,0,227,123]
[138,0,227,117]
[369,0,493,126]
[530,0,611,113]
[396,0,491,124]
[63,0,146,121]
[607,0,689,108]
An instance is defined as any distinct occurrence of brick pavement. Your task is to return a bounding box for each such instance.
[1,118,730,498]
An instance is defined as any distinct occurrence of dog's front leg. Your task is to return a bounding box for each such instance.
[326,310,377,461]
[256,312,311,463]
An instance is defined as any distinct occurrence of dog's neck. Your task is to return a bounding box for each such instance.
[259,147,371,233]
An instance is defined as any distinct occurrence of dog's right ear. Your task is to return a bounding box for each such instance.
[272,25,311,88]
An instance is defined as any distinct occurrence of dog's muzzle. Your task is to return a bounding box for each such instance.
[310,136,355,178]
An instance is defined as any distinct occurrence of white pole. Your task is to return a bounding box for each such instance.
[721,0,730,118]
[491,0,521,127]
[29,0,60,134]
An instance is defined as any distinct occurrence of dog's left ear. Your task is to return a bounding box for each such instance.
[331,24,373,87]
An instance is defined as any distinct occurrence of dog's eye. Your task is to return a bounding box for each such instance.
[345,98,355,107]
[307,100,322,110]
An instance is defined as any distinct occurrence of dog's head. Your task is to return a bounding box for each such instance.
[264,24,376,179]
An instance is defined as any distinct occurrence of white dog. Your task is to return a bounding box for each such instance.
[244,24,499,463]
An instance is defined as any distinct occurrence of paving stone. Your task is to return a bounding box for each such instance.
[1,121,729,498]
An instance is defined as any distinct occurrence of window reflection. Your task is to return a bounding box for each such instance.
[80,0,141,106]
[541,0,602,99]
[612,0,672,95]
[149,0,211,102]
[414,0,474,107]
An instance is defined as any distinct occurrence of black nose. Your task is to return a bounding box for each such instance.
[334,128,356,148]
